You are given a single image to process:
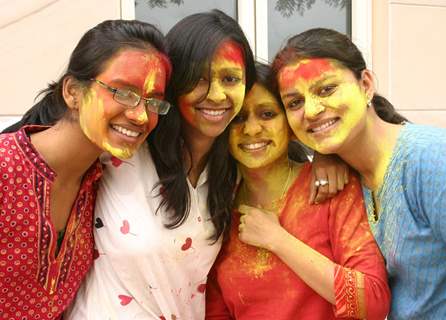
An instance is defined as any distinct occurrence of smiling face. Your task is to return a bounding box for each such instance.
[178,40,246,142]
[229,83,290,169]
[79,48,169,159]
[277,58,369,154]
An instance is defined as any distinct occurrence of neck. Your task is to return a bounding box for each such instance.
[31,120,102,183]
[336,109,403,190]
[239,155,296,210]
[181,128,216,187]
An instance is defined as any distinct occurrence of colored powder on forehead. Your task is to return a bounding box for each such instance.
[143,53,168,94]
[217,41,245,66]
[280,58,334,87]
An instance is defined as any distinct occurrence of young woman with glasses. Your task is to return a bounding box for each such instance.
[0,20,171,320]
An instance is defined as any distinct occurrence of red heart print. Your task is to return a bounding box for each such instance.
[197,283,206,293]
[181,237,192,251]
[118,294,133,306]
[120,220,130,234]
[93,249,100,260]
[111,156,123,167]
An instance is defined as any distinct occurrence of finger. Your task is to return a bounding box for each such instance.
[238,222,244,232]
[344,167,349,184]
[314,184,329,204]
[309,174,317,204]
[336,170,345,191]
[327,169,338,196]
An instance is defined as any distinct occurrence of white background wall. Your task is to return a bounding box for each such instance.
[0,0,121,129]
[1,0,445,129]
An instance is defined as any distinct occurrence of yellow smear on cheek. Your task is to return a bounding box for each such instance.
[79,89,106,145]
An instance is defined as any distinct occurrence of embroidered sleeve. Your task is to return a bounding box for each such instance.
[333,265,366,318]
[329,174,391,320]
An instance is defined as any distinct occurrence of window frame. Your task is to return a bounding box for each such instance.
[121,0,372,67]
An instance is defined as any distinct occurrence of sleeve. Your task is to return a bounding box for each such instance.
[205,267,232,320]
[328,174,391,320]
[412,138,446,243]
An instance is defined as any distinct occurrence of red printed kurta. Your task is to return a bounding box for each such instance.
[0,126,102,320]
[206,163,390,320]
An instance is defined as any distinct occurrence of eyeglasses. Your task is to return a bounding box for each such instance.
[91,79,171,115]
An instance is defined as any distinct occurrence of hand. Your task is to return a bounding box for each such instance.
[238,204,284,251]
[310,153,349,204]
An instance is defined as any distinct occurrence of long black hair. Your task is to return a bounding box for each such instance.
[2,19,170,133]
[272,28,408,124]
[148,10,256,241]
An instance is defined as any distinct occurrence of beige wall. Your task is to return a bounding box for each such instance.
[2,1,446,129]
[372,0,446,128]
[0,0,121,128]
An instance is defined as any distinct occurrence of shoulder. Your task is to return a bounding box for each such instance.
[397,124,446,178]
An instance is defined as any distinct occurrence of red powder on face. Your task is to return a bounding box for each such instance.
[217,40,245,67]
[280,58,333,88]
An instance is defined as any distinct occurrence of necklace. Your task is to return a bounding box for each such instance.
[241,161,294,211]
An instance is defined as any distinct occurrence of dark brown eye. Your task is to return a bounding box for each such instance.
[287,98,304,110]
[319,85,337,97]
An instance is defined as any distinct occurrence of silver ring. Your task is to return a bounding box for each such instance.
[315,179,329,187]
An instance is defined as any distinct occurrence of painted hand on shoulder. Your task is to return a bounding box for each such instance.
[237,204,283,251]
[309,152,349,204]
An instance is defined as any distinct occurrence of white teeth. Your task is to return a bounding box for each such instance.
[312,119,337,132]
[112,125,140,138]
[242,142,268,150]
[200,109,226,116]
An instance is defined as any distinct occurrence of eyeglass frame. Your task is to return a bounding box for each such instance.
[90,79,171,115]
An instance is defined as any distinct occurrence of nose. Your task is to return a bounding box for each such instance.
[125,103,149,125]
[304,97,325,120]
[206,80,226,103]
[242,115,262,136]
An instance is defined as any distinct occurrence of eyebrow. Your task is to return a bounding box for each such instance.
[215,67,244,74]
[281,74,338,98]
[109,79,164,97]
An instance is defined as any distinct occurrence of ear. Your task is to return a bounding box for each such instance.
[359,69,375,102]
[62,76,83,111]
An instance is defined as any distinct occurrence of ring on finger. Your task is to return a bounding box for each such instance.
[315,179,329,187]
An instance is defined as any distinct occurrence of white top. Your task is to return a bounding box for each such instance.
[65,145,222,320]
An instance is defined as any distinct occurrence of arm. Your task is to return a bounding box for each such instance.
[238,175,390,319]
[205,268,232,320]
[310,152,349,204]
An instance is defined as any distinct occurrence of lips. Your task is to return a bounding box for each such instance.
[239,140,271,152]
[307,118,339,133]
[197,108,231,122]
[111,124,142,138]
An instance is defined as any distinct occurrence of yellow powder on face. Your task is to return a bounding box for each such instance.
[79,88,137,159]
[79,89,106,143]
[102,142,133,159]
[143,69,156,95]
[284,67,368,154]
